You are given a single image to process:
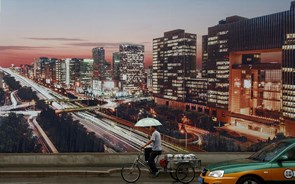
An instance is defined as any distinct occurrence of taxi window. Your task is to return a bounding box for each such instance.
[249,142,291,162]
[283,147,295,161]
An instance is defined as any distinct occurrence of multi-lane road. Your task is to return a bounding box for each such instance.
[0,67,184,153]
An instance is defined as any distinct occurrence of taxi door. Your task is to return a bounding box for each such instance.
[270,146,295,183]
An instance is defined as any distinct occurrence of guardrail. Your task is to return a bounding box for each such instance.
[0,152,253,167]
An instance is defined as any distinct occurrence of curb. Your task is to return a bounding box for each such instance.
[0,168,152,177]
[0,168,200,178]
[0,170,109,177]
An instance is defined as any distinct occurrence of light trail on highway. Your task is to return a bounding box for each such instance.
[0,68,184,153]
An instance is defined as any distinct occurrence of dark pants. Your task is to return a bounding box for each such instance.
[148,150,162,174]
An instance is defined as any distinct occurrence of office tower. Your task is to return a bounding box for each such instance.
[92,47,106,80]
[65,58,81,88]
[186,78,208,106]
[39,57,49,80]
[146,66,153,92]
[230,63,281,136]
[55,59,63,84]
[119,44,145,88]
[202,35,208,78]
[203,1,295,135]
[0,72,3,88]
[50,58,58,83]
[80,59,94,90]
[24,64,34,79]
[153,29,197,101]
[112,52,120,80]
[104,61,112,80]
[60,59,67,85]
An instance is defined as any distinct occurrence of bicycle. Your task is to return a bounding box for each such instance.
[121,152,199,184]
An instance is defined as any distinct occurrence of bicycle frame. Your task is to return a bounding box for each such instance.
[132,152,160,171]
[133,152,149,168]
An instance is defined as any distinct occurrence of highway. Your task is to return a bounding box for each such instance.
[27,116,59,153]
[0,68,184,153]
[74,112,183,152]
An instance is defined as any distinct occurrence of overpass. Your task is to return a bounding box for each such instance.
[55,106,101,114]
[0,110,41,116]
[45,98,93,103]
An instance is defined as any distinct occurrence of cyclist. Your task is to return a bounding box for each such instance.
[141,126,162,177]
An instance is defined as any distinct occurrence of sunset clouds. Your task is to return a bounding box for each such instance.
[0,0,291,67]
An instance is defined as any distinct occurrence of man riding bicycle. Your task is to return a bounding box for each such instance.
[141,126,162,177]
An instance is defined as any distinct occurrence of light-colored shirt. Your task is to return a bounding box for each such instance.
[151,130,162,151]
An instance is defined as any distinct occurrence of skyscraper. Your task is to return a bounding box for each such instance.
[39,57,49,80]
[202,35,208,78]
[92,47,106,80]
[80,59,93,91]
[65,58,81,89]
[0,72,3,88]
[153,29,197,102]
[119,44,144,89]
[112,52,120,80]
[203,1,295,136]
[146,66,153,92]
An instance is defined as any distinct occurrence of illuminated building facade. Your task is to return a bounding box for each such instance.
[0,72,3,88]
[55,59,63,83]
[186,78,207,105]
[92,47,106,80]
[202,35,208,78]
[119,44,145,89]
[230,63,281,137]
[39,57,49,80]
[79,59,93,90]
[205,17,242,110]
[65,58,81,88]
[153,29,197,101]
[112,52,120,80]
[146,66,153,92]
[202,1,295,136]
[282,33,295,120]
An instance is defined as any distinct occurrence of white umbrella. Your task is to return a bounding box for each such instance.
[135,118,162,127]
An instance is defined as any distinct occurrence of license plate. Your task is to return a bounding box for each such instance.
[198,177,204,184]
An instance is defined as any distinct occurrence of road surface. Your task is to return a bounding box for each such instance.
[0,174,201,184]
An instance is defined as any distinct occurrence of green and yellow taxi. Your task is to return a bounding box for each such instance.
[198,139,295,184]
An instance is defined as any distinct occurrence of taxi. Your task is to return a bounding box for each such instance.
[198,139,295,184]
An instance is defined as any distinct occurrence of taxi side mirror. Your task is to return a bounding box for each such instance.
[277,155,288,162]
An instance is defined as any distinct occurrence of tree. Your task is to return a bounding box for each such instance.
[37,109,105,152]
[0,113,42,153]
[3,75,21,91]
[0,88,5,106]
[17,87,38,101]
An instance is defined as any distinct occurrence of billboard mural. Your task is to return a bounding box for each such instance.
[0,0,294,154]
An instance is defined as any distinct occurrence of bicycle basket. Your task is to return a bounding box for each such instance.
[159,158,168,168]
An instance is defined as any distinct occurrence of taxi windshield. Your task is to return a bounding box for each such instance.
[249,142,291,162]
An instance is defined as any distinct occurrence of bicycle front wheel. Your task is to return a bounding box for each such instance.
[121,163,141,183]
[176,162,195,184]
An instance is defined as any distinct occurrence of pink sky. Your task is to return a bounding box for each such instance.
[0,0,291,68]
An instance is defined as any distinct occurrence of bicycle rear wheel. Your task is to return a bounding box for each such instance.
[121,163,141,183]
[176,162,195,184]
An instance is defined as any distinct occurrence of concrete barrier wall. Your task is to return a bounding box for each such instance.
[0,152,253,167]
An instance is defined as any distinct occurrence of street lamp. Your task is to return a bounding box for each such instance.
[180,124,187,150]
